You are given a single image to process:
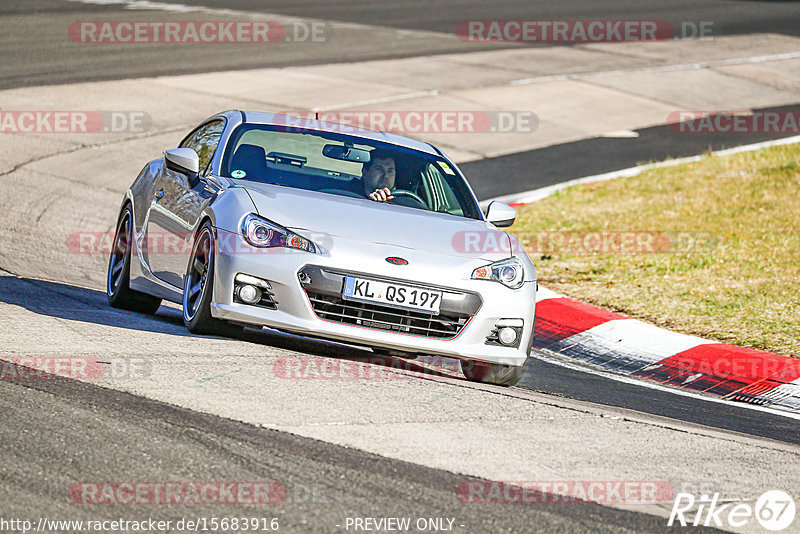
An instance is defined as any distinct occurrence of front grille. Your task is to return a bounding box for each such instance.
[305,290,470,339]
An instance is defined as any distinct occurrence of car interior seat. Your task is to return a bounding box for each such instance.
[229,144,270,182]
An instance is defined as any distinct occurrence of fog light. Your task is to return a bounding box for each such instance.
[235,273,270,289]
[238,284,261,304]
[498,327,518,346]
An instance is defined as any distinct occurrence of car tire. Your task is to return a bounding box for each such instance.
[183,221,243,338]
[461,357,529,387]
[107,204,163,314]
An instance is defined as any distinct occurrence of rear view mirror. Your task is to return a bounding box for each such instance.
[323,144,371,163]
[485,201,517,228]
[165,148,199,175]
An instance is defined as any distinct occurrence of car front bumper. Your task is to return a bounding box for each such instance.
[210,228,536,367]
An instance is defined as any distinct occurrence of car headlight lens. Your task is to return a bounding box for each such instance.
[471,257,525,289]
[241,213,317,253]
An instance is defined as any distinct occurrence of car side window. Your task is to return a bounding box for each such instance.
[421,163,468,217]
[180,120,225,176]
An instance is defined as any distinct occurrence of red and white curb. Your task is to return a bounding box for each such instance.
[532,287,800,414]
[492,136,800,414]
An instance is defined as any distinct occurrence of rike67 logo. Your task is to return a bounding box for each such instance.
[669,490,796,531]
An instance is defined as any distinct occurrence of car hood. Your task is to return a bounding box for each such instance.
[236,182,513,262]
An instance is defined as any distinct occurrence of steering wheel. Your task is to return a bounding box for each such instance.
[388,189,427,209]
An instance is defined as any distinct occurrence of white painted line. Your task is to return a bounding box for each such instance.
[488,165,660,205]
[711,134,800,156]
[311,90,441,112]
[487,135,800,205]
[531,348,800,421]
[599,130,640,138]
[510,74,570,85]
[511,51,800,86]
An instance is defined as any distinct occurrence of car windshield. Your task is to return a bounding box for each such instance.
[221,124,482,220]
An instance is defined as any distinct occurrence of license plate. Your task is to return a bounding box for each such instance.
[342,277,442,315]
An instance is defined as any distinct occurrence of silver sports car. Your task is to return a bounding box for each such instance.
[107,110,536,386]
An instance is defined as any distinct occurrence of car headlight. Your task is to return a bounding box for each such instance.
[471,257,525,289]
[241,213,317,253]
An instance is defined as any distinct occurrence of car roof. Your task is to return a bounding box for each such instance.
[220,110,442,156]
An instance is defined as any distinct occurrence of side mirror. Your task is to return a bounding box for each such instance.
[165,148,199,175]
[485,201,517,228]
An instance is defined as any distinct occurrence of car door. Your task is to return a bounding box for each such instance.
[145,119,225,289]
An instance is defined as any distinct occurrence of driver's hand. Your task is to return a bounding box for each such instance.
[368,187,395,202]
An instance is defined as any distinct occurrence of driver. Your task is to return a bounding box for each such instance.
[362,149,396,202]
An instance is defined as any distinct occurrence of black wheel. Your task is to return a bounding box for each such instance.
[461,357,529,387]
[107,205,162,314]
[183,222,243,338]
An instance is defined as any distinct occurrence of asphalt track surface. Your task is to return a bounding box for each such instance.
[1,363,694,534]
[2,1,799,531]
[2,0,800,89]
[1,276,798,448]
[521,357,800,446]
[462,102,800,200]
[166,0,800,38]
